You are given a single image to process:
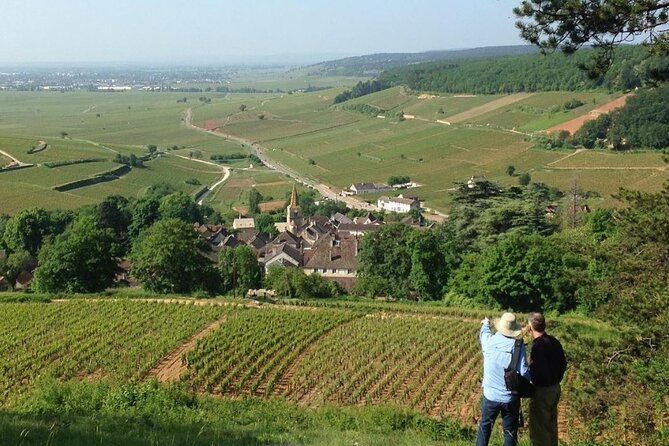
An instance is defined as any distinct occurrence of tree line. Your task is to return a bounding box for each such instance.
[0,183,347,298]
[333,80,390,104]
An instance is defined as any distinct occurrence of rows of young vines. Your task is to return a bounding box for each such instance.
[181,307,359,396]
[1,299,487,423]
[281,314,483,422]
[0,300,224,402]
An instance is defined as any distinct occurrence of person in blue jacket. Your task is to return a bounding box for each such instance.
[476,312,530,446]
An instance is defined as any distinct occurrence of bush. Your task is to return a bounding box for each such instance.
[342,103,385,116]
[388,175,411,186]
[563,98,585,110]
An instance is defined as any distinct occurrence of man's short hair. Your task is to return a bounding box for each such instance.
[528,312,546,332]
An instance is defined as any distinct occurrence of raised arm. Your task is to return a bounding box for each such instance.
[479,318,492,350]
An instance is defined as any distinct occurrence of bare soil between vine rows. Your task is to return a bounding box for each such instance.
[146,315,227,382]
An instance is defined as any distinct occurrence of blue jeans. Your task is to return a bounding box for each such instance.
[475,396,520,446]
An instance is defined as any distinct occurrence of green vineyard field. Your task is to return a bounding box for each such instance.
[0,298,635,445]
[0,300,224,402]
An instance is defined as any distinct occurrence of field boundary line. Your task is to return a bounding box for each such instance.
[170,153,231,204]
[547,94,631,135]
[145,314,227,383]
[547,148,587,166]
[258,120,363,144]
[547,165,667,171]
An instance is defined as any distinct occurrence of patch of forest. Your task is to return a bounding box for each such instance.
[538,85,669,151]
[308,45,539,76]
[379,45,666,94]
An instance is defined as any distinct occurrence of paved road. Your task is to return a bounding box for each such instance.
[182,108,377,212]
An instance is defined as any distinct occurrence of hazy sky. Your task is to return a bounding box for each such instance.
[1,0,526,64]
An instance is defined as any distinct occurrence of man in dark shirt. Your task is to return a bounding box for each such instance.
[527,312,567,446]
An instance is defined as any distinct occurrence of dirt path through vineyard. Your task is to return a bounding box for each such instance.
[547,94,631,134]
[445,93,535,123]
[147,315,227,382]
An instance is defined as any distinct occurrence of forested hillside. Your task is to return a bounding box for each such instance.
[579,85,669,149]
[380,45,664,93]
[307,45,538,76]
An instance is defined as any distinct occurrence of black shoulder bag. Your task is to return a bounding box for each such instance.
[504,339,535,398]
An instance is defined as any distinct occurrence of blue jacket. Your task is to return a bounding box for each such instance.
[479,322,530,403]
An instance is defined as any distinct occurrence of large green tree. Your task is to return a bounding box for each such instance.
[97,195,132,255]
[0,214,10,249]
[515,0,669,77]
[128,196,161,241]
[218,245,262,294]
[32,216,117,293]
[130,219,216,294]
[451,233,570,311]
[264,265,339,299]
[0,250,33,289]
[248,188,263,215]
[2,208,72,256]
[255,213,278,237]
[158,192,201,223]
[355,224,447,300]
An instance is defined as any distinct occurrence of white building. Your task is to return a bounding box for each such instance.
[377,195,420,213]
[232,217,255,230]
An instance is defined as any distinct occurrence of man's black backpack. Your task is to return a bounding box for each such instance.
[504,339,535,398]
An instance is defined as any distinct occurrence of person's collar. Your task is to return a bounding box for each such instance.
[532,331,546,340]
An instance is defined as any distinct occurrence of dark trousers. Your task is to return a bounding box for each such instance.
[475,396,520,446]
[529,384,561,446]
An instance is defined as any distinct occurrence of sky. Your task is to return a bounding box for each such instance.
[0,0,527,64]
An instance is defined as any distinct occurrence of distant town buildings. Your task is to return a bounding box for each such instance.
[191,185,402,291]
[345,182,392,195]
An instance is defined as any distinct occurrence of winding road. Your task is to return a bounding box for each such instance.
[172,152,231,205]
[182,108,377,212]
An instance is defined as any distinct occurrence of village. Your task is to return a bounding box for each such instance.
[192,184,426,292]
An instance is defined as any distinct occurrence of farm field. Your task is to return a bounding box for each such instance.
[1,85,667,214]
[216,66,368,91]
[0,300,225,403]
[194,86,668,211]
[0,91,247,212]
[208,166,294,213]
[0,297,621,445]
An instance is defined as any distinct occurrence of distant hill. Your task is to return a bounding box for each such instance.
[306,45,539,76]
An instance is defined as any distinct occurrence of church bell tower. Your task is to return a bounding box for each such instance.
[287,184,302,233]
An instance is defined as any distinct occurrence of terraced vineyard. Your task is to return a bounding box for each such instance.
[0,300,225,402]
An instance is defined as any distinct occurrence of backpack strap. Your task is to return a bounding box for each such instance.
[508,339,523,370]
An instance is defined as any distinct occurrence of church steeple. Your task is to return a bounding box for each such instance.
[290,184,299,208]
[287,184,302,233]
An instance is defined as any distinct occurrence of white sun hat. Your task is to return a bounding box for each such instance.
[494,312,523,338]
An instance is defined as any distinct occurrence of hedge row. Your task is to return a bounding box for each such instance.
[0,164,34,174]
[43,158,106,168]
[26,143,48,154]
[53,165,131,192]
